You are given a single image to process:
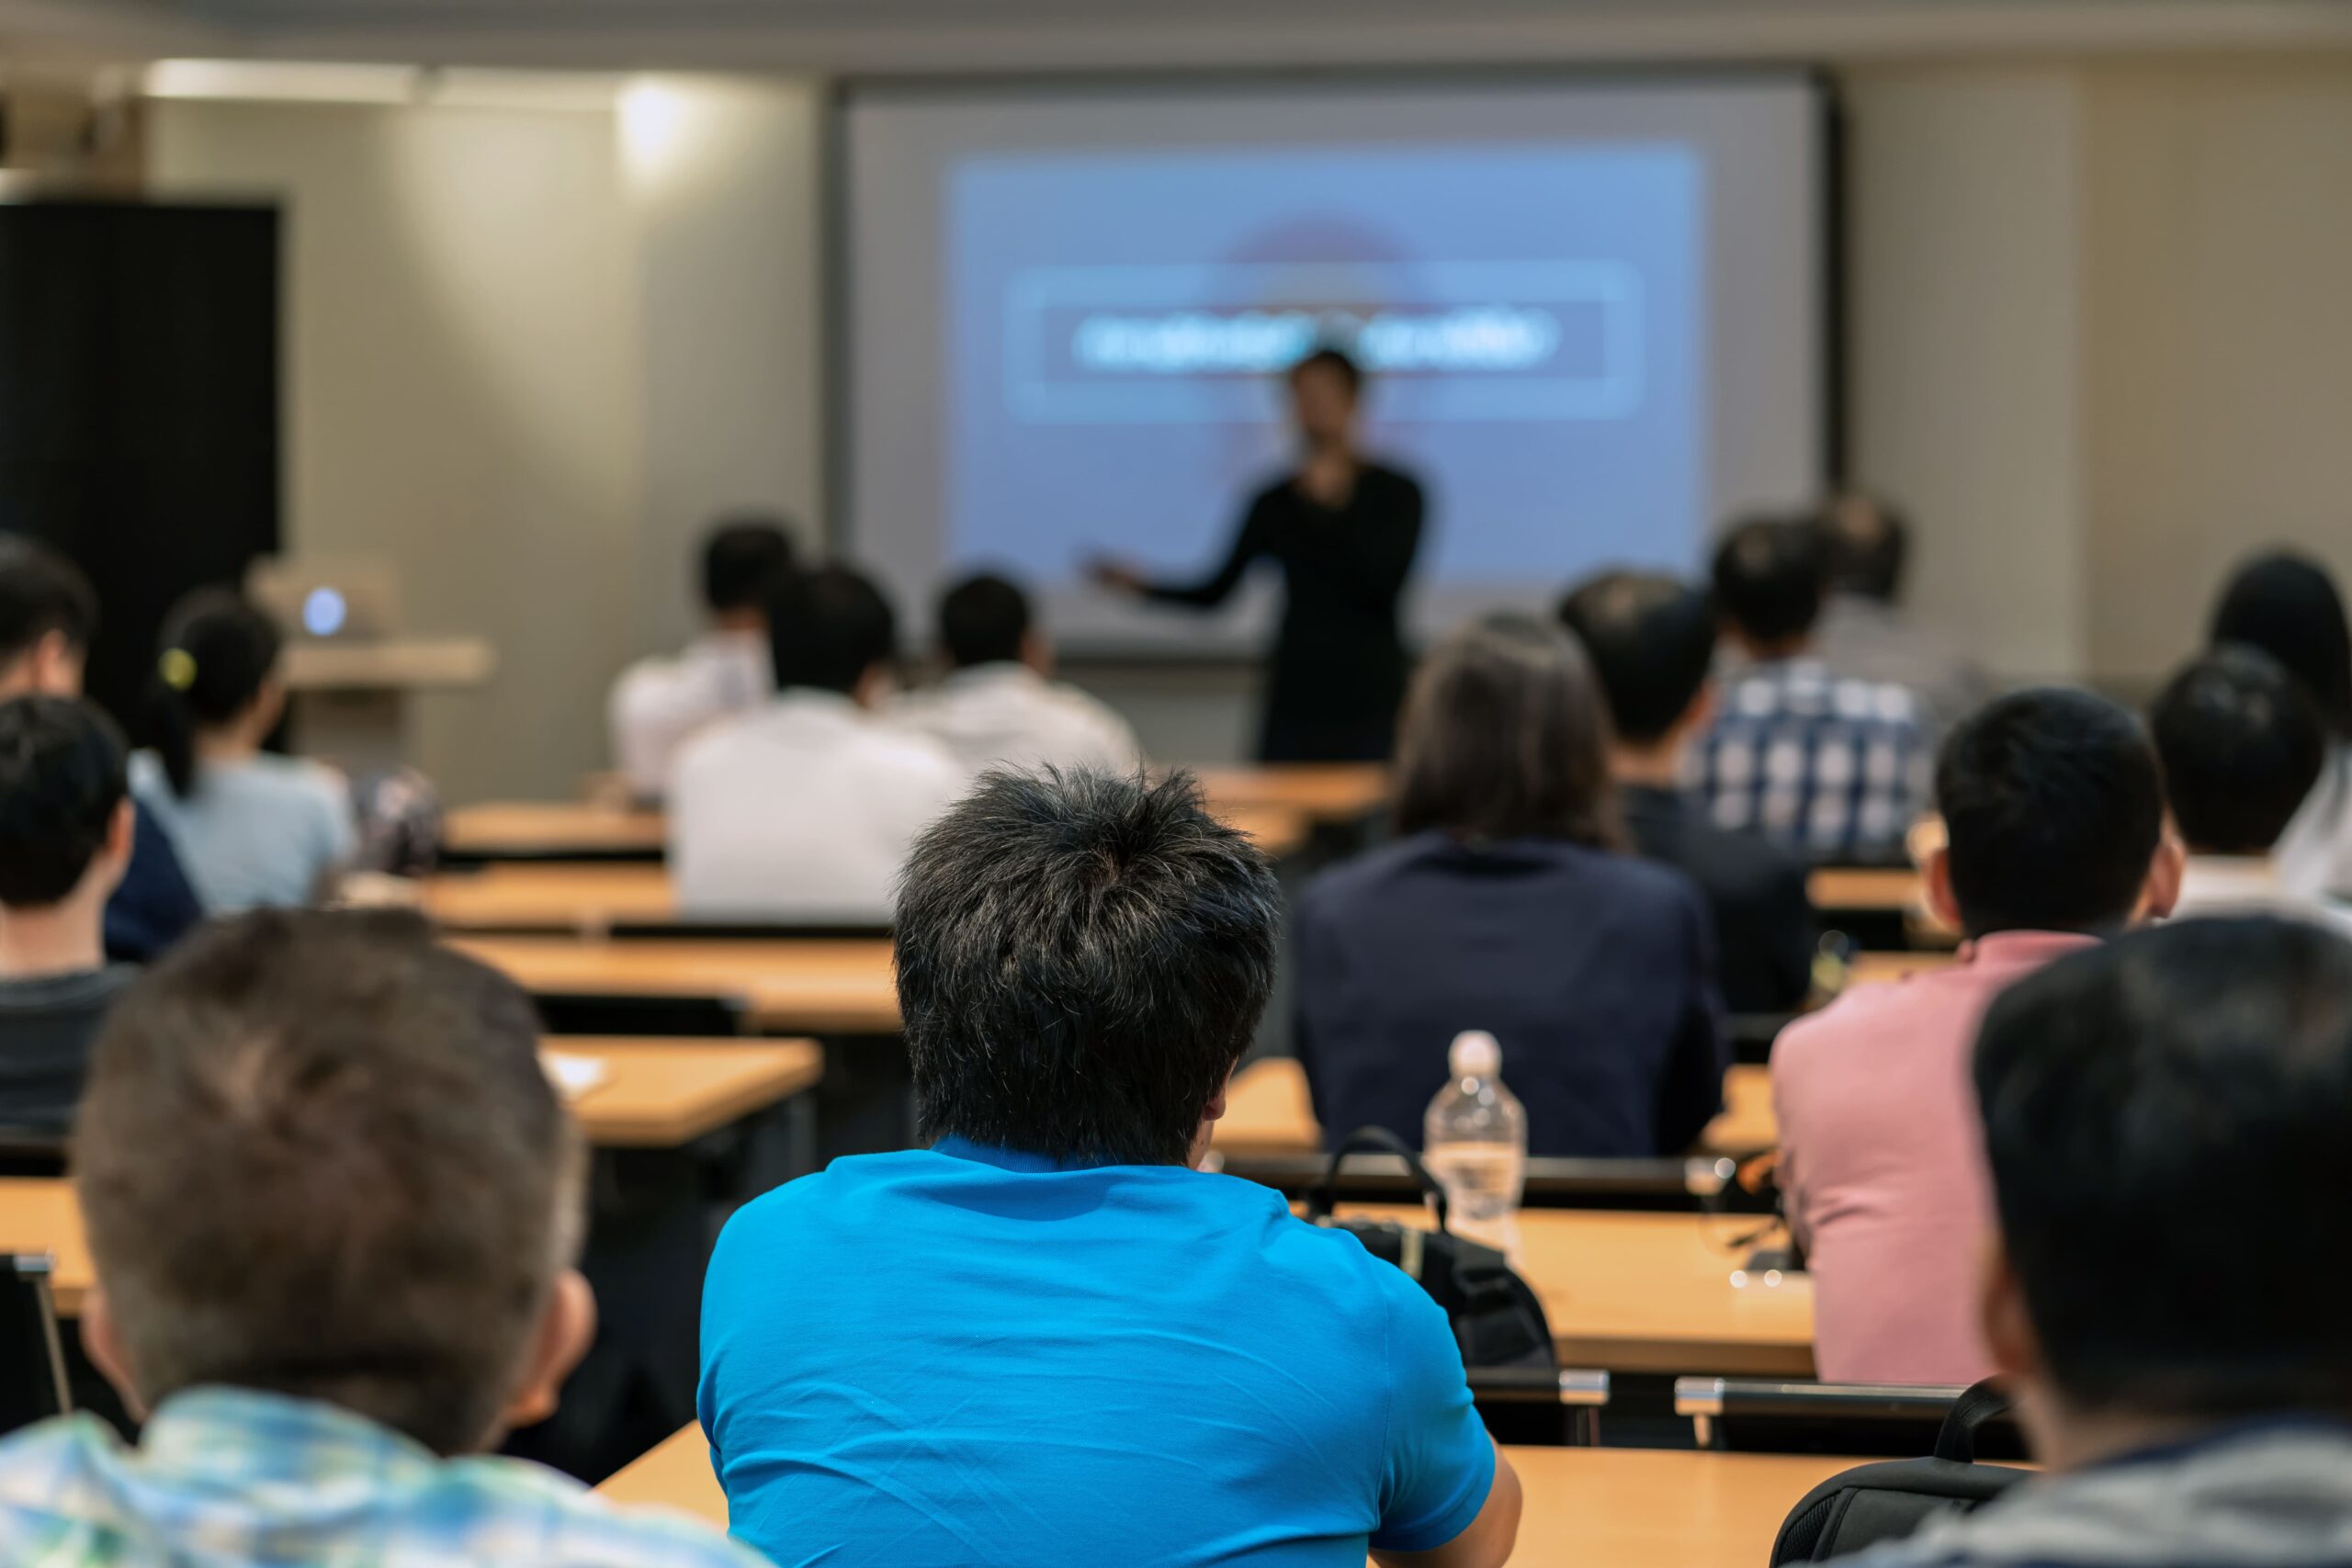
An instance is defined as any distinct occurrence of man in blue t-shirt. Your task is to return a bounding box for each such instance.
[699,769,1521,1568]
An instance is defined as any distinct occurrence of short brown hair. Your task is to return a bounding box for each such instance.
[1393,613,1625,849]
[73,909,583,1456]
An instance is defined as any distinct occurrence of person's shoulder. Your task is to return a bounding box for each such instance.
[668,709,764,783]
[434,1453,768,1567]
[1300,834,1436,914]
[127,749,170,801]
[1679,815,1813,899]
[0,1415,131,1536]
[855,716,967,790]
[1361,461,1423,498]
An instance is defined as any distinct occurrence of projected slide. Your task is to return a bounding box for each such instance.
[948,143,1701,589]
[848,80,1822,648]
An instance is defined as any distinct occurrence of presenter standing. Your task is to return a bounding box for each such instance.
[1090,347,1426,762]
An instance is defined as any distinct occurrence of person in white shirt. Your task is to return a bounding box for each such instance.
[670,566,967,923]
[892,572,1143,778]
[2208,550,2352,901]
[2151,646,2352,935]
[608,517,796,803]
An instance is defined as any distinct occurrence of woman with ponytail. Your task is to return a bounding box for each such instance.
[129,589,356,911]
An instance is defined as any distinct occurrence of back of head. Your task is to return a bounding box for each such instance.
[701,516,798,618]
[1822,493,1909,604]
[0,694,127,908]
[1976,917,2352,1416]
[2151,646,2325,856]
[1712,515,1827,649]
[74,909,581,1456]
[895,769,1280,1168]
[937,572,1031,671]
[1556,570,1715,745]
[767,566,897,696]
[141,588,283,798]
[1395,612,1622,847]
[1936,687,2164,938]
[2210,550,2352,737]
[0,540,97,692]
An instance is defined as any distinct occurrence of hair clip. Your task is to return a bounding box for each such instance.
[160,649,198,691]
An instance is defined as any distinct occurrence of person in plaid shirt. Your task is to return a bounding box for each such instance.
[1691,516,1933,864]
[0,910,772,1567]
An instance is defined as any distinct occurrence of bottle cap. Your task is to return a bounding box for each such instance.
[1449,1030,1501,1078]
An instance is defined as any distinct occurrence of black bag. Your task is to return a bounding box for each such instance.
[1301,1127,1556,1374]
[1771,1381,2032,1563]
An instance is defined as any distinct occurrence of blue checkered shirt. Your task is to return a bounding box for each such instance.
[1690,659,1933,863]
[0,1387,770,1567]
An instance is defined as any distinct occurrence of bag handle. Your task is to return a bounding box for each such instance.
[1305,1125,1451,1233]
[1933,1378,2014,1464]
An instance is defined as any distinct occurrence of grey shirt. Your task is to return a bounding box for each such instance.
[0,964,137,1135]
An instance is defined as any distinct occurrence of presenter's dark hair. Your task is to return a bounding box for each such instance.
[1975,916,2352,1416]
[0,695,128,908]
[141,589,283,800]
[768,566,897,695]
[74,909,584,1456]
[0,541,98,672]
[1395,613,1624,849]
[1713,517,1828,648]
[1557,571,1716,745]
[701,515,797,616]
[937,573,1030,670]
[1936,688,2164,939]
[1288,345,1363,397]
[2150,646,2325,856]
[2210,550,2352,737]
[895,769,1280,1167]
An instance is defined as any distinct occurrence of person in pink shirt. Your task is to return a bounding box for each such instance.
[1773,688,2182,1384]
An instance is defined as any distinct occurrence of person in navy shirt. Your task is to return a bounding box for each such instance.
[698,769,1520,1568]
[1295,614,1728,1158]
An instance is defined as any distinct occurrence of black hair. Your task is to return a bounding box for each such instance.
[937,572,1030,671]
[2210,551,2352,738]
[2150,646,2325,856]
[1288,345,1363,397]
[766,566,897,696]
[141,589,284,800]
[0,539,98,673]
[0,694,128,908]
[1824,494,1909,604]
[894,768,1281,1168]
[701,516,798,616]
[1935,687,2165,938]
[1975,917,2352,1417]
[1712,516,1828,649]
[1556,571,1716,745]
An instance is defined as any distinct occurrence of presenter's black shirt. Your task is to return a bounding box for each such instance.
[1146,462,1424,762]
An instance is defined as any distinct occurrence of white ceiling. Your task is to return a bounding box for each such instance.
[9,0,2352,73]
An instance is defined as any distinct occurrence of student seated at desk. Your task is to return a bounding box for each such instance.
[610,515,797,803]
[130,590,356,912]
[1560,570,1817,1014]
[0,696,137,1135]
[2209,550,2352,901]
[700,770,1521,1568]
[1774,688,2178,1385]
[2152,646,2352,934]
[1294,614,1725,1158]
[1690,515,1931,864]
[1809,493,1990,746]
[670,565,965,921]
[0,542,203,963]
[0,910,768,1568]
[1852,917,2352,1568]
[890,571,1142,776]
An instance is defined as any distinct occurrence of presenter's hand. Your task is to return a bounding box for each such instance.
[1086,558,1148,596]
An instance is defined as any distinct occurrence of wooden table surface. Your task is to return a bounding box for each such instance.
[1806,866,1921,914]
[1846,950,1956,987]
[1215,1059,1777,1159]
[453,936,901,1034]
[1190,763,1388,824]
[445,801,668,859]
[0,1179,90,1317]
[600,1424,1854,1565]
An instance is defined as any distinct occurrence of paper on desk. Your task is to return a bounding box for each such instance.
[539,1050,609,1101]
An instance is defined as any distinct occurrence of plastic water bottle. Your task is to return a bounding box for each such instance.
[1422,1030,1527,1254]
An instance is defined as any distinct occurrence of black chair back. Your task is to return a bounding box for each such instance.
[533,993,750,1038]
[0,1128,68,1179]
[0,1256,72,1436]
[1679,1377,2027,1459]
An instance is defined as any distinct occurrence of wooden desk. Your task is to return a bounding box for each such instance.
[1344,1204,1814,1376]
[1214,1059,1777,1159]
[1191,764,1388,825]
[551,1038,822,1147]
[445,802,667,861]
[601,1424,1853,1565]
[454,936,901,1034]
[0,1179,89,1318]
[1807,866,1921,915]
[1847,950,1955,987]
